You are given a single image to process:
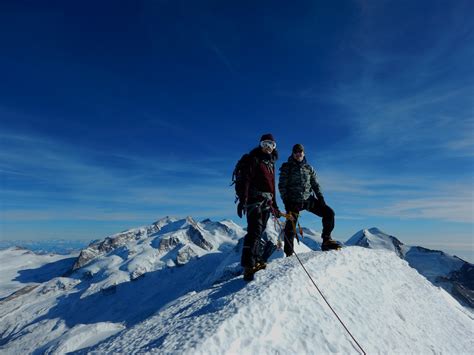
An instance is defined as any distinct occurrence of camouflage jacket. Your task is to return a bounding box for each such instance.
[278,156,324,204]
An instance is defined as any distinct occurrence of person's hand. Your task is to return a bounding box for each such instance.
[237,202,246,218]
[274,209,282,218]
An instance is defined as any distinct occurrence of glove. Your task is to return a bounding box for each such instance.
[273,209,282,218]
[237,201,246,218]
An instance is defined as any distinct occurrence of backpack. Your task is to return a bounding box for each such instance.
[231,153,255,204]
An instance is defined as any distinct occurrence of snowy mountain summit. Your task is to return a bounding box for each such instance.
[346,227,473,308]
[346,227,405,256]
[0,218,473,354]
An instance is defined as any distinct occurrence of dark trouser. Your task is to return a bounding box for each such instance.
[241,205,271,268]
[284,195,335,256]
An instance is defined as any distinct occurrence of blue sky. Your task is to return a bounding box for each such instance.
[0,1,473,261]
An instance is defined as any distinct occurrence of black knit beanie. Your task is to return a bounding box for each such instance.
[292,143,304,153]
[260,133,275,142]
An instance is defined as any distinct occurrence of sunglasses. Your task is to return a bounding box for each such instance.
[260,140,276,150]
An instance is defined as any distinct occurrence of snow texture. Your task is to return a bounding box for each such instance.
[0,247,76,299]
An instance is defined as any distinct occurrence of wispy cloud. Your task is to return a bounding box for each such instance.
[202,35,237,76]
[143,113,184,132]
[314,169,474,223]
[1,202,236,222]
[278,1,474,159]
[0,131,229,184]
[0,132,236,226]
[318,170,426,196]
[415,241,473,250]
[363,194,473,223]
[331,85,473,156]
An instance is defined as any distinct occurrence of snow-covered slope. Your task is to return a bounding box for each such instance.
[69,216,246,298]
[86,248,473,354]
[0,247,76,299]
[346,227,473,307]
[1,218,472,354]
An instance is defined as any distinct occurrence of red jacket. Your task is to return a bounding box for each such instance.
[244,148,279,212]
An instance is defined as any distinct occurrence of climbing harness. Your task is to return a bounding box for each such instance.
[245,192,274,216]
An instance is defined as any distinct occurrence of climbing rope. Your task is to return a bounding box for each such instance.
[274,216,367,355]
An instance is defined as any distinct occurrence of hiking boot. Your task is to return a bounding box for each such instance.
[321,238,341,251]
[243,262,267,281]
[243,267,255,281]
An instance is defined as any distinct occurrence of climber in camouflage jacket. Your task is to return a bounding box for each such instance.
[278,144,337,256]
[279,155,324,204]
